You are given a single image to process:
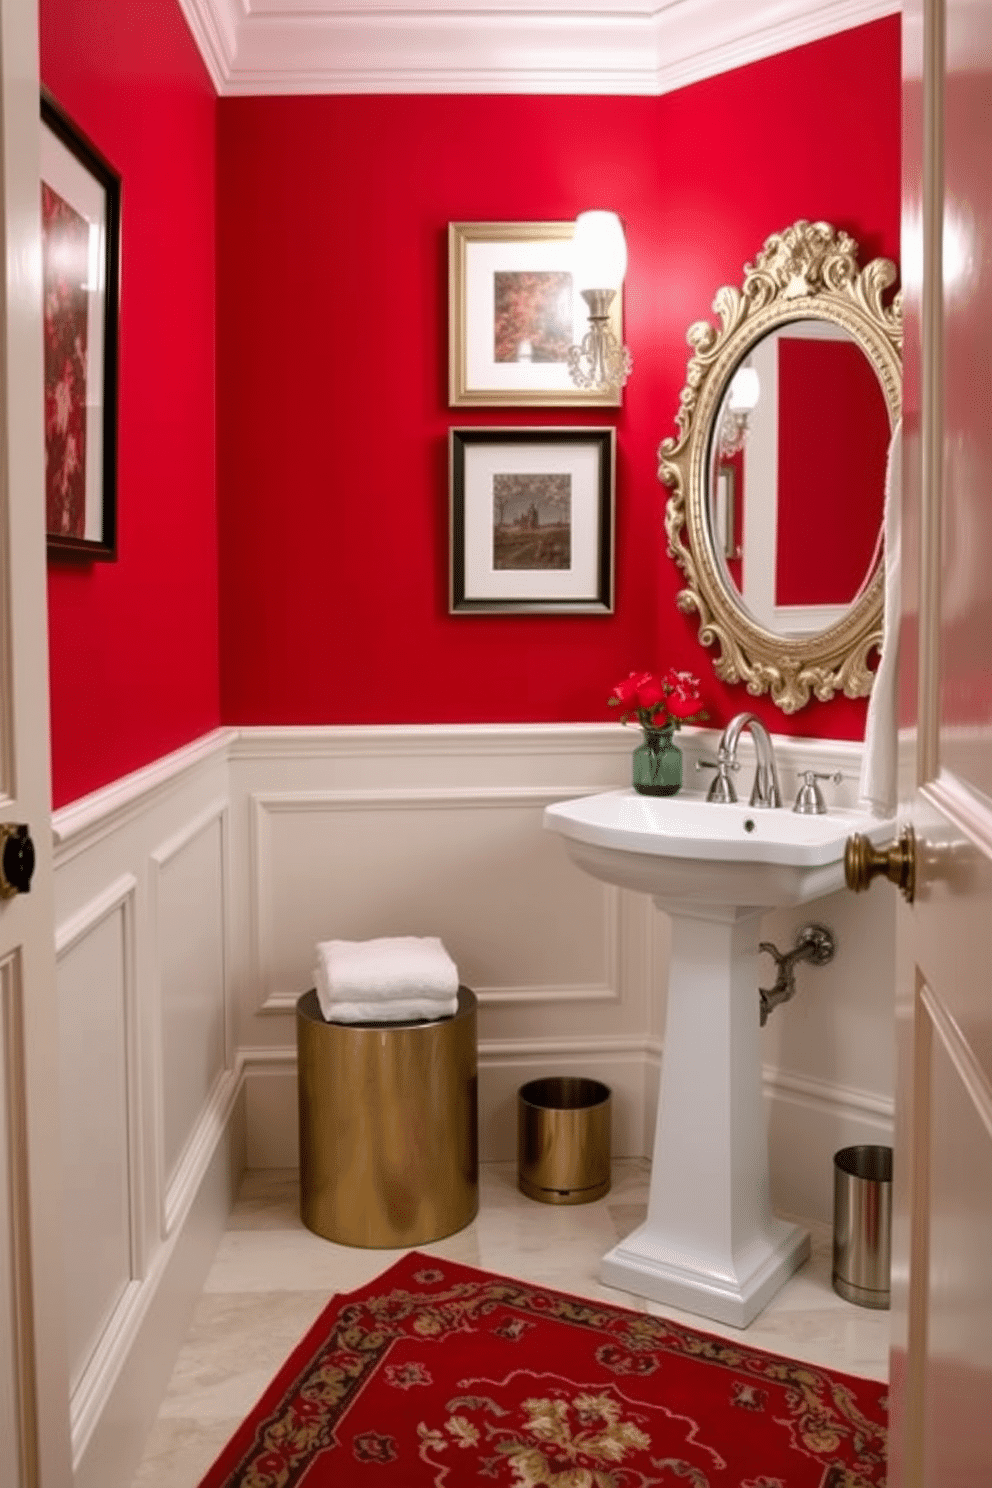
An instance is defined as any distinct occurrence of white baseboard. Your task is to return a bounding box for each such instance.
[239,1040,892,1227]
[241,1038,653,1167]
[764,1069,893,1225]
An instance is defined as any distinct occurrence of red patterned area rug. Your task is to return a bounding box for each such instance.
[197,1251,887,1487]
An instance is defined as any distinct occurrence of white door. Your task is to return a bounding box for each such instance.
[884,0,992,1481]
[0,0,73,1479]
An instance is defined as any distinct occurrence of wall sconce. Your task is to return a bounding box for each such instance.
[567,210,632,393]
[717,365,761,459]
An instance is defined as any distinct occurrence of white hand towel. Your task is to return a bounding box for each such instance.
[319,995,459,1025]
[313,935,459,1021]
[859,420,902,818]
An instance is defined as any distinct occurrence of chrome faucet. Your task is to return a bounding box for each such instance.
[717,712,782,808]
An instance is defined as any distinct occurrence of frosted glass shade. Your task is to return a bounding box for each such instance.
[728,365,760,412]
[572,211,628,292]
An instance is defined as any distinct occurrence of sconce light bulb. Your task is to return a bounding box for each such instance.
[728,365,760,413]
[572,210,628,293]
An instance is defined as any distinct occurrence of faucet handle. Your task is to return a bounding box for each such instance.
[792,770,842,816]
[696,752,739,803]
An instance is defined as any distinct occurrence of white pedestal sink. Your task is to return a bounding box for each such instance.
[544,788,891,1328]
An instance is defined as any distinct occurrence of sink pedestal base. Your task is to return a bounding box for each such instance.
[601,905,810,1328]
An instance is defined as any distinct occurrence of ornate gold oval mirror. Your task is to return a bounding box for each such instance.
[659,220,902,712]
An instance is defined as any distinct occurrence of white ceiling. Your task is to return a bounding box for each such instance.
[177,0,899,96]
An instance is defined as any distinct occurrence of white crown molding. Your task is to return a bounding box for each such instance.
[177,0,899,96]
[176,0,236,92]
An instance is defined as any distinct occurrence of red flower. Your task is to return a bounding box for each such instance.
[609,672,647,709]
[608,669,706,731]
[666,670,704,722]
[633,675,664,713]
[609,671,664,720]
[666,692,699,719]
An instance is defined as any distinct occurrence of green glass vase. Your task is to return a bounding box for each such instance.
[632,725,682,796]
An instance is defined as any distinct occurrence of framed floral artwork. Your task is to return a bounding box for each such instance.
[40,90,121,559]
[448,222,624,407]
[449,427,615,614]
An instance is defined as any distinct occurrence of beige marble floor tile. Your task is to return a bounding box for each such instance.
[153,1291,332,1420]
[132,1161,890,1487]
[132,1419,242,1488]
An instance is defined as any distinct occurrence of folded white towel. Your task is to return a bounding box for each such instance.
[859,420,902,818]
[312,935,459,1021]
[320,995,459,1025]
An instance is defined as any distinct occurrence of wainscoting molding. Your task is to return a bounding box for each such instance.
[51,731,236,1485]
[49,721,893,1488]
[249,787,625,1016]
[148,798,232,1237]
[239,1030,661,1171]
[763,1067,894,1223]
[51,729,238,864]
[54,874,143,1427]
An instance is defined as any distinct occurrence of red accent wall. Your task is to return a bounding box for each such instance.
[41,0,219,808]
[216,19,899,744]
[776,338,891,606]
[42,12,900,808]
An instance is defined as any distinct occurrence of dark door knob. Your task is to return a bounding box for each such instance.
[0,824,36,898]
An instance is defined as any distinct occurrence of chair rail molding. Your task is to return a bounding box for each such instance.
[176,0,898,96]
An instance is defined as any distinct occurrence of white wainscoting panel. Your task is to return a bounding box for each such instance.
[760,883,896,1110]
[764,1068,894,1224]
[150,801,230,1231]
[46,721,895,1483]
[250,788,624,1014]
[52,730,237,1484]
[241,1048,298,1170]
[55,876,140,1402]
[759,878,897,1222]
[230,726,655,1165]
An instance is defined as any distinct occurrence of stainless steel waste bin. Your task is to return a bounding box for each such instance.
[297,987,478,1247]
[517,1076,611,1204]
[832,1144,892,1309]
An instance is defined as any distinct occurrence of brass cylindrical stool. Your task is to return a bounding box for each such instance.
[297,987,478,1247]
[518,1076,611,1204]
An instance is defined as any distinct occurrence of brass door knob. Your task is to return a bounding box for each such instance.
[844,824,915,903]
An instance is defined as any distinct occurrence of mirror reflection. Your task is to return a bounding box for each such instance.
[708,320,891,638]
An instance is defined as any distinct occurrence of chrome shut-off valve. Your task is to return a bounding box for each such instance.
[759,923,835,1026]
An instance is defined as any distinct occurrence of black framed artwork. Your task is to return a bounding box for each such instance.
[449,426,615,614]
[40,89,121,559]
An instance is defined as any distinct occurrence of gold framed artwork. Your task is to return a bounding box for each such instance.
[449,426,615,614]
[448,222,624,407]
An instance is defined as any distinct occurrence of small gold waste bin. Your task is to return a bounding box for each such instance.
[518,1076,611,1204]
[297,987,478,1247]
